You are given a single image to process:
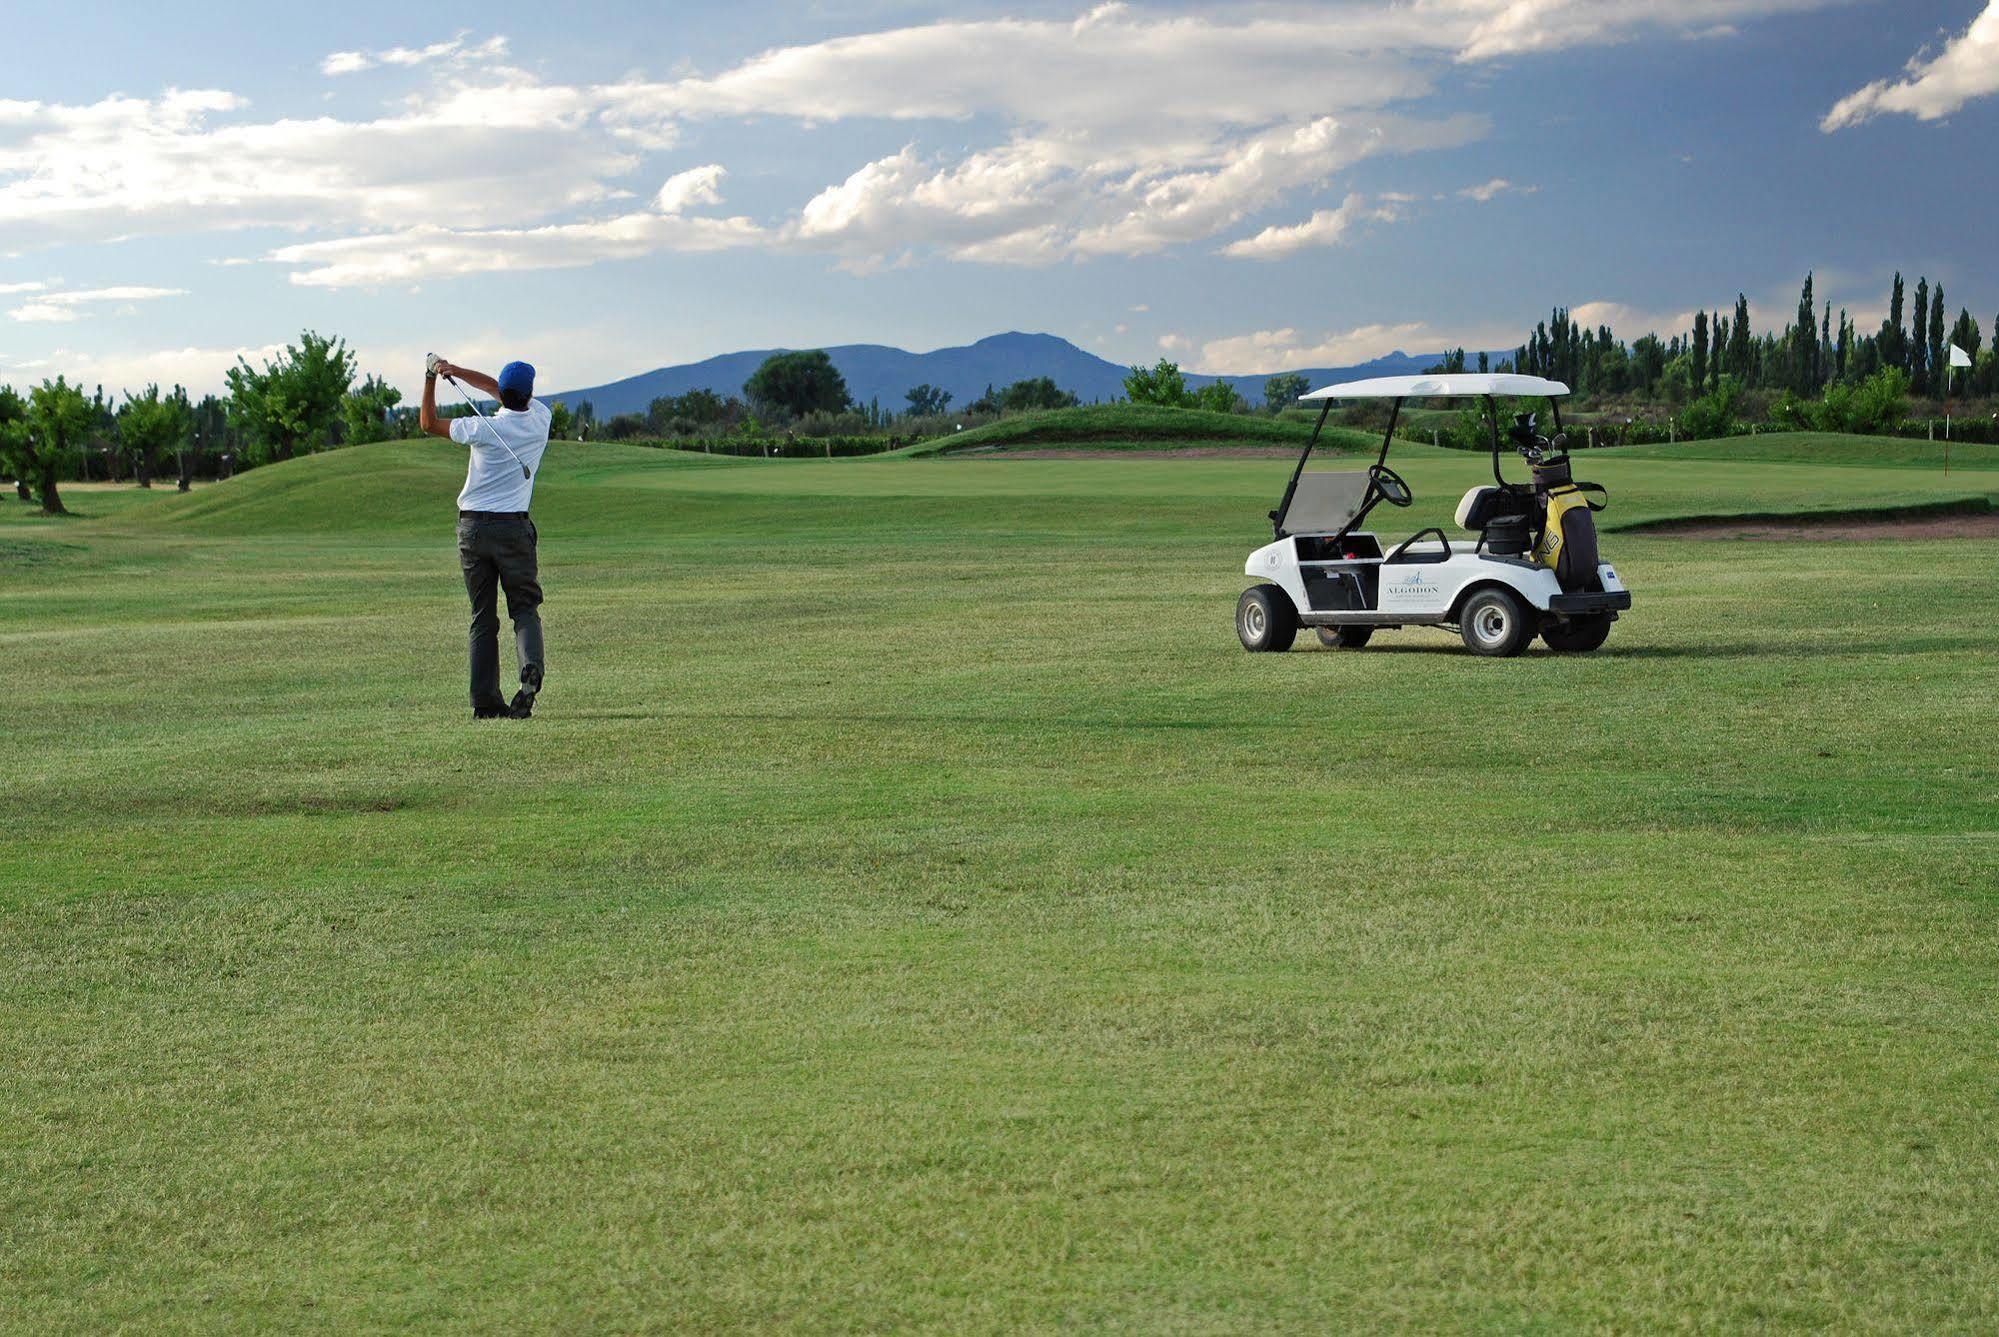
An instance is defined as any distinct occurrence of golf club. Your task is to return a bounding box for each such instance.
[435,360,531,480]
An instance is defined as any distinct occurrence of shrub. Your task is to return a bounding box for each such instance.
[1678,376,1744,441]
[1123,359,1192,407]
[1770,367,1908,435]
[1191,381,1244,414]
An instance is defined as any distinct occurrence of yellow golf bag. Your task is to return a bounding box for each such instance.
[1530,457,1607,592]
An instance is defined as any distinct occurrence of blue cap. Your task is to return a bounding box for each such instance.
[498,360,535,401]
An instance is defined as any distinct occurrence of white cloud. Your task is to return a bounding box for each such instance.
[606,1,1820,268]
[1198,323,1432,372]
[1457,177,1534,202]
[1569,300,1698,338]
[1222,192,1403,260]
[0,72,652,248]
[0,340,285,395]
[8,303,75,324]
[1158,333,1193,354]
[0,2,1850,292]
[1444,0,1848,62]
[320,35,508,77]
[266,197,763,288]
[0,280,46,294]
[1822,2,1999,129]
[8,284,184,323]
[653,164,726,214]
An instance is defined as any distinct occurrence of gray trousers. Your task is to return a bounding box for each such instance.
[457,513,544,710]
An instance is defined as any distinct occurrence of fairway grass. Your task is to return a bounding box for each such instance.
[3,444,1997,1329]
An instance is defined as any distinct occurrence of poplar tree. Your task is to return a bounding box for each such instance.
[1692,311,1709,392]
[1792,273,1818,393]
[1728,295,1752,379]
[1929,283,1946,396]
[1911,277,1930,393]
[1884,272,1906,370]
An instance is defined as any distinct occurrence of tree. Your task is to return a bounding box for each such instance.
[1791,273,1819,394]
[997,377,1079,412]
[1123,358,1192,407]
[1911,277,1930,393]
[1192,381,1244,413]
[1263,372,1308,413]
[226,330,355,465]
[339,374,403,446]
[1692,311,1710,393]
[1883,272,1907,371]
[1928,282,1946,398]
[1728,295,1752,380]
[1427,348,1467,374]
[24,376,94,514]
[548,401,576,441]
[744,350,849,419]
[188,394,229,488]
[904,384,952,417]
[0,385,29,501]
[647,388,728,434]
[116,384,192,488]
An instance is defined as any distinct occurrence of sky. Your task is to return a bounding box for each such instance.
[2,0,1996,397]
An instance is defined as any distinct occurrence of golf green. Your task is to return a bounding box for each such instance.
[3,438,1996,1329]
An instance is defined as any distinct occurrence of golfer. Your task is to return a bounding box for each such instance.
[421,356,552,719]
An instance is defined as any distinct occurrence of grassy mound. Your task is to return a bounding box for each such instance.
[904,403,1376,455]
[118,439,740,538]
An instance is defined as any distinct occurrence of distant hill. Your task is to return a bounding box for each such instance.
[546,332,1509,418]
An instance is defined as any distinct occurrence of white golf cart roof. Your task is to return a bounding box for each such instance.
[1300,373,1570,401]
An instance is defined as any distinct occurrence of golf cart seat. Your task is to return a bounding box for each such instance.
[1455,485,1532,532]
[1277,471,1370,536]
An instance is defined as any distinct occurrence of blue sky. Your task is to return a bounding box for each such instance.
[2,1,1994,396]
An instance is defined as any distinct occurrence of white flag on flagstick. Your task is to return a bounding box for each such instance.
[1949,343,1973,368]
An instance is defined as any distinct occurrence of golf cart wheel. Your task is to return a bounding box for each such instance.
[1317,625,1374,650]
[1459,588,1531,658]
[1542,614,1612,653]
[1237,584,1298,653]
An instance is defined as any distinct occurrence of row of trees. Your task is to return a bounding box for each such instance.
[1510,273,1997,405]
[592,351,1091,442]
[1122,361,1310,414]
[0,332,619,514]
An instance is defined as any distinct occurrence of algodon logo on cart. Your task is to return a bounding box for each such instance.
[1392,573,1437,592]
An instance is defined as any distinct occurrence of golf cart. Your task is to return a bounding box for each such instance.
[1236,374,1630,657]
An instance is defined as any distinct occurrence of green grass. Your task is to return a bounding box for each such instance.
[904,402,1379,455]
[1615,429,1999,470]
[4,441,1998,1329]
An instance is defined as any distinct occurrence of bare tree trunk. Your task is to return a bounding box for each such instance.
[137,452,153,488]
[37,460,67,515]
[13,479,28,501]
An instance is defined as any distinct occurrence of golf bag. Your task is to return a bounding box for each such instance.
[1529,455,1606,591]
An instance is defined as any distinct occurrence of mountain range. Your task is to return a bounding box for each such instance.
[546,332,1506,418]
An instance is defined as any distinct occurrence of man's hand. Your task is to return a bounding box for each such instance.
[427,353,453,380]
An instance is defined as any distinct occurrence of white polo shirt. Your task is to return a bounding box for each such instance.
[453,398,552,513]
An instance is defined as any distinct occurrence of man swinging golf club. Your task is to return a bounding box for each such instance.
[421,353,551,720]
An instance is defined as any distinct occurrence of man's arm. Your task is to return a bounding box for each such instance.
[434,360,500,398]
[419,363,454,440]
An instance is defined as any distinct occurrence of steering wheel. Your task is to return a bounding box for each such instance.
[1370,464,1414,508]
